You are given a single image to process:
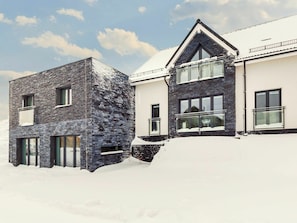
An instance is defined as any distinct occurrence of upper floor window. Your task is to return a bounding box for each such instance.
[179,95,223,114]
[22,94,34,108]
[176,60,224,84]
[191,47,210,62]
[56,86,72,106]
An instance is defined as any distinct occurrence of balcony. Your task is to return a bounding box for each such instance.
[176,110,226,133]
[149,118,161,136]
[253,106,285,130]
[19,107,35,126]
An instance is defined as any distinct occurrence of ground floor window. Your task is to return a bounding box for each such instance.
[54,136,80,167]
[150,104,160,135]
[254,89,284,129]
[19,138,40,166]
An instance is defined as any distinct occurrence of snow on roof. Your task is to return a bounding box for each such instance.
[92,57,120,76]
[223,15,297,61]
[131,15,297,83]
[130,47,178,82]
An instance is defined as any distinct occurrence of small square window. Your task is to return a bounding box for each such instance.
[56,87,72,106]
[22,95,34,107]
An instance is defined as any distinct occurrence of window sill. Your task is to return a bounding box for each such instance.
[101,150,124,156]
[55,104,72,109]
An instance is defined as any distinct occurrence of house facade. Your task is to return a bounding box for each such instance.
[131,15,297,140]
[9,57,134,171]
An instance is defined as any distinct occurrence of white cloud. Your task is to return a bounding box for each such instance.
[84,0,98,6]
[49,15,57,23]
[170,0,291,33]
[0,70,34,79]
[138,6,147,14]
[97,28,158,57]
[22,31,102,59]
[0,13,13,24]
[15,16,38,26]
[56,8,84,21]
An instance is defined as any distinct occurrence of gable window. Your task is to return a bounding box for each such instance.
[149,104,160,135]
[254,89,284,129]
[56,86,72,106]
[176,95,225,132]
[22,94,34,107]
[191,47,210,62]
[176,60,224,84]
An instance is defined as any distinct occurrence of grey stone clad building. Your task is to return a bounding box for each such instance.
[9,57,134,171]
[167,20,238,137]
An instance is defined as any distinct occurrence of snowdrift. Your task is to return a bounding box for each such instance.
[1,119,297,222]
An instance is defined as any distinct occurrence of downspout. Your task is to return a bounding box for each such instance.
[243,60,247,134]
[164,76,170,139]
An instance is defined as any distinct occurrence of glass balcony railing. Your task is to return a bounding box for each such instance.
[253,106,285,130]
[176,110,226,133]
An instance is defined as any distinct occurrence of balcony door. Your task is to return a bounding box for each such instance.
[255,89,283,128]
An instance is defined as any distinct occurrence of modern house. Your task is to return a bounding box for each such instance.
[9,57,134,171]
[131,15,297,141]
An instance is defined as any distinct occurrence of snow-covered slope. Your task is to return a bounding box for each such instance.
[1,121,297,222]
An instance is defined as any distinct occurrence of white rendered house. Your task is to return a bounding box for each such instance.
[132,15,297,139]
[130,47,177,140]
[223,15,297,133]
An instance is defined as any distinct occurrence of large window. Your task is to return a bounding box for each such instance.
[177,95,225,132]
[254,89,283,128]
[54,136,80,168]
[176,60,224,84]
[56,86,72,106]
[18,138,40,166]
[180,95,223,113]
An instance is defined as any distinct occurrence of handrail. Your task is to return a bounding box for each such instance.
[175,109,226,118]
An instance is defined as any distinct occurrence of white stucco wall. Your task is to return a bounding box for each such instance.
[134,79,168,137]
[236,53,297,132]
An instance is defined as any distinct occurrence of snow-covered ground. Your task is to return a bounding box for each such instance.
[1,119,297,222]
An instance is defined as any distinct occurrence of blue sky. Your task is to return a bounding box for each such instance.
[1,0,297,120]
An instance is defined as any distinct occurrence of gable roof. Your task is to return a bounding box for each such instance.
[223,15,297,62]
[166,19,239,68]
[130,15,297,83]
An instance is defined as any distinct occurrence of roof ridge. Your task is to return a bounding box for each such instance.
[222,14,297,36]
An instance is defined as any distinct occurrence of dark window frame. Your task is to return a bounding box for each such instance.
[255,89,281,108]
[179,94,224,113]
[190,45,211,61]
[22,94,34,108]
[18,137,39,166]
[53,135,80,168]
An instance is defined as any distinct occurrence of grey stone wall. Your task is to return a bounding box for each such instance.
[168,32,236,137]
[131,144,162,162]
[9,57,135,172]
[9,119,88,168]
[88,60,135,171]
[9,58,93,129]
